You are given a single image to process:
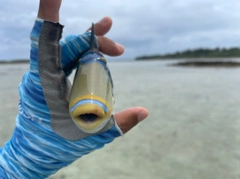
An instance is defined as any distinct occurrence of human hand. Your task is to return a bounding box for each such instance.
[37,0,149,134]
[61,16,149,134]
[0,1,148,178]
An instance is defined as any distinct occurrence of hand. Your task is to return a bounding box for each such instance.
[37,0,149,133]
[0,0,148,179]
[60,15,148,133]
[0,1,148,178]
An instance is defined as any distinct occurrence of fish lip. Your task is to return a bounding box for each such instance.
[69,99,112,133]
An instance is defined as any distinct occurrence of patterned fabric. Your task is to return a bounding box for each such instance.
[0,19,122,179]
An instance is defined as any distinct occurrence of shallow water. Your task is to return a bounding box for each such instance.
[0,59,240,179]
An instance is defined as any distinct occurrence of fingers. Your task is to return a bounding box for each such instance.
[114,107,149,134]
[87,17,125,56]
[37,0,62,22]
[98,36,124,56]
[87,17,112,36]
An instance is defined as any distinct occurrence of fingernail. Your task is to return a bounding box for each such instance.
[138,110,148,122]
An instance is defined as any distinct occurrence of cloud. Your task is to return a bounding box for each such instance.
[0,0,239,60]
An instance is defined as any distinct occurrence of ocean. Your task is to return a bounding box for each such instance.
[0,59,240,179]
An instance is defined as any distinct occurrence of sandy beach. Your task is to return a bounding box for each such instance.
[0,59,240,179]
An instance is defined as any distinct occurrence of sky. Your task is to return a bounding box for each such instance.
[0,0,240,60]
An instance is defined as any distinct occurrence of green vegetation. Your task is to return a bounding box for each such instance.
[136,47,240,60]
[172,61,240,68]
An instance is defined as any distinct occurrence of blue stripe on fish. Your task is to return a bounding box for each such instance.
[83,59,106,67]
[70,99,108,113]
[80,52,104,63]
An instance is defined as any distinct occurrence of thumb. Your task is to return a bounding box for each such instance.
[114,107,149,134]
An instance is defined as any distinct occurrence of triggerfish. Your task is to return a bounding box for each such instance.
[69,24,114,134]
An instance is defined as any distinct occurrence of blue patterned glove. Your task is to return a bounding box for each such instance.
[0,18,122,179]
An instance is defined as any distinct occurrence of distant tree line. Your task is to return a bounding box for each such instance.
[0,59,29,64]
[136,47,240,60]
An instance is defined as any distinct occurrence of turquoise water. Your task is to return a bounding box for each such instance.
[0,59,240,179]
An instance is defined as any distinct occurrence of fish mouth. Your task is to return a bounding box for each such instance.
[80,113,98,122]
[69,97,111,133]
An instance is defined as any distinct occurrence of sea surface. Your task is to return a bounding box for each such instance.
[0,58,240,179]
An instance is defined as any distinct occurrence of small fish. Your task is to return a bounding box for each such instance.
[69,23,114,133]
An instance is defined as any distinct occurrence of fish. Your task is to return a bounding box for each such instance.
[69,23,114,134]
